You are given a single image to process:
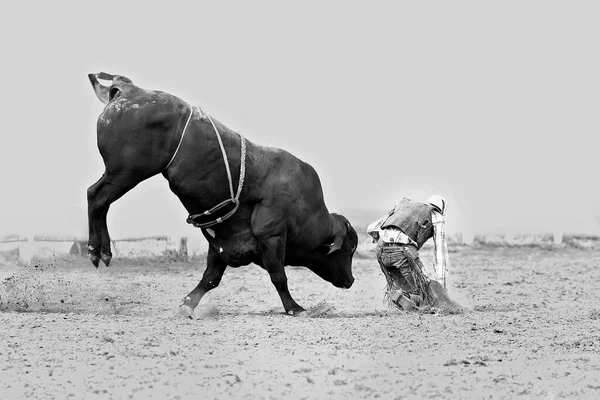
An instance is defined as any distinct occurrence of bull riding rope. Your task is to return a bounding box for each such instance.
[165,105,247,228]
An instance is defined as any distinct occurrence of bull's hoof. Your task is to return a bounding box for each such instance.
[179,304,195,319]
[101,253,112,267]
[286,307,307,316]
[89,253,100,268]
[180,296,197,319]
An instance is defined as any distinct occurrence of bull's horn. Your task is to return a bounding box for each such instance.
[88,73,112,105]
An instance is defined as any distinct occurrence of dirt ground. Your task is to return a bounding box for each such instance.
[1,245,600,399]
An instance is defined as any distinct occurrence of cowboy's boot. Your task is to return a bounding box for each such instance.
[409,293,423,307]
[397,295,419,312]
[389,290,418,312]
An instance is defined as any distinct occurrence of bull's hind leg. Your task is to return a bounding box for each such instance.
[259,236,305,316]
[87,173,141,267]
[180,246,227,318]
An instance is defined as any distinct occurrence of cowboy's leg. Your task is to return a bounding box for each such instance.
[382,245,422,310]
[399,245,462,310]
[388,245,417,293]
[376,241,409,289]
[395,245,421,289]
[400,245,438,306]
[375,241,406,307]
[379,244,436,309]
[375,240,393,284]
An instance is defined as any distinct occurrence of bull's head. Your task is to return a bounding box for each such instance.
[307,213,358,289]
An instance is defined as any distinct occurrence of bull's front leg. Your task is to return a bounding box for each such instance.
[87,172,139,267]
[259,236,305,316]
[180,246,227,318]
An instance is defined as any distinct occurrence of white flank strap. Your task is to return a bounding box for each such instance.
[165,106,195,170]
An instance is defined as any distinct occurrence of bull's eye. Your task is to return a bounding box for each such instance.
[109,87,120,101]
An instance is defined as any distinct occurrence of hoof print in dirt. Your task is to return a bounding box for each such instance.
[305,302,336,318]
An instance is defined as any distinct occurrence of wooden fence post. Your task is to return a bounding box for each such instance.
[179,237,188,259]
[553,231,563,245]
[19,234,36,265]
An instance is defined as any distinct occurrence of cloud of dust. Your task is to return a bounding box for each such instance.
[449,283,473,311]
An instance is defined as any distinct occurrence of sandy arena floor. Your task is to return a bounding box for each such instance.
[1,246,600,399]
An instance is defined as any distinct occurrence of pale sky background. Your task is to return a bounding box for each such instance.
[0,1,598,240]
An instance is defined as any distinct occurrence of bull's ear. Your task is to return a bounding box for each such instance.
[326,234,344,255]
[88,73,113,104]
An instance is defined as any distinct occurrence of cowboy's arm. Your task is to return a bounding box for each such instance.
[367,204,398,242]
[367,217,384,242]
[432,214,449,289]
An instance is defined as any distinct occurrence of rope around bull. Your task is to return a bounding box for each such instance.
[165,105,247,228]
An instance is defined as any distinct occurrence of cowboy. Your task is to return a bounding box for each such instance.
[367,195,461,311]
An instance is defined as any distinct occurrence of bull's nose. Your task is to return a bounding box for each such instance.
[333,277,354,289]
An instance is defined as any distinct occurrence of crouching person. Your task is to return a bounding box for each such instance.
[367,195,462,312]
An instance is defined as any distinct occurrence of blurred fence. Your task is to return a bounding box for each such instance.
[0,234,205,265]
[353,231,600,259]
[2,231,599,266]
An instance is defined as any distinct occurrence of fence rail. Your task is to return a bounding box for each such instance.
[5,232,600,247]
[0,238,27,243]
[0,235,200,264]
[0,235,172,243]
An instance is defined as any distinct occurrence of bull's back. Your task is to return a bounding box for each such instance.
[247,143,330,239]
[251,144,326,205]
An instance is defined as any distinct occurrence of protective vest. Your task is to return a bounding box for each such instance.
[381,197,435,249]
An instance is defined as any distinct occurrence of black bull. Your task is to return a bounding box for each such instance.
[87,73,358,316]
